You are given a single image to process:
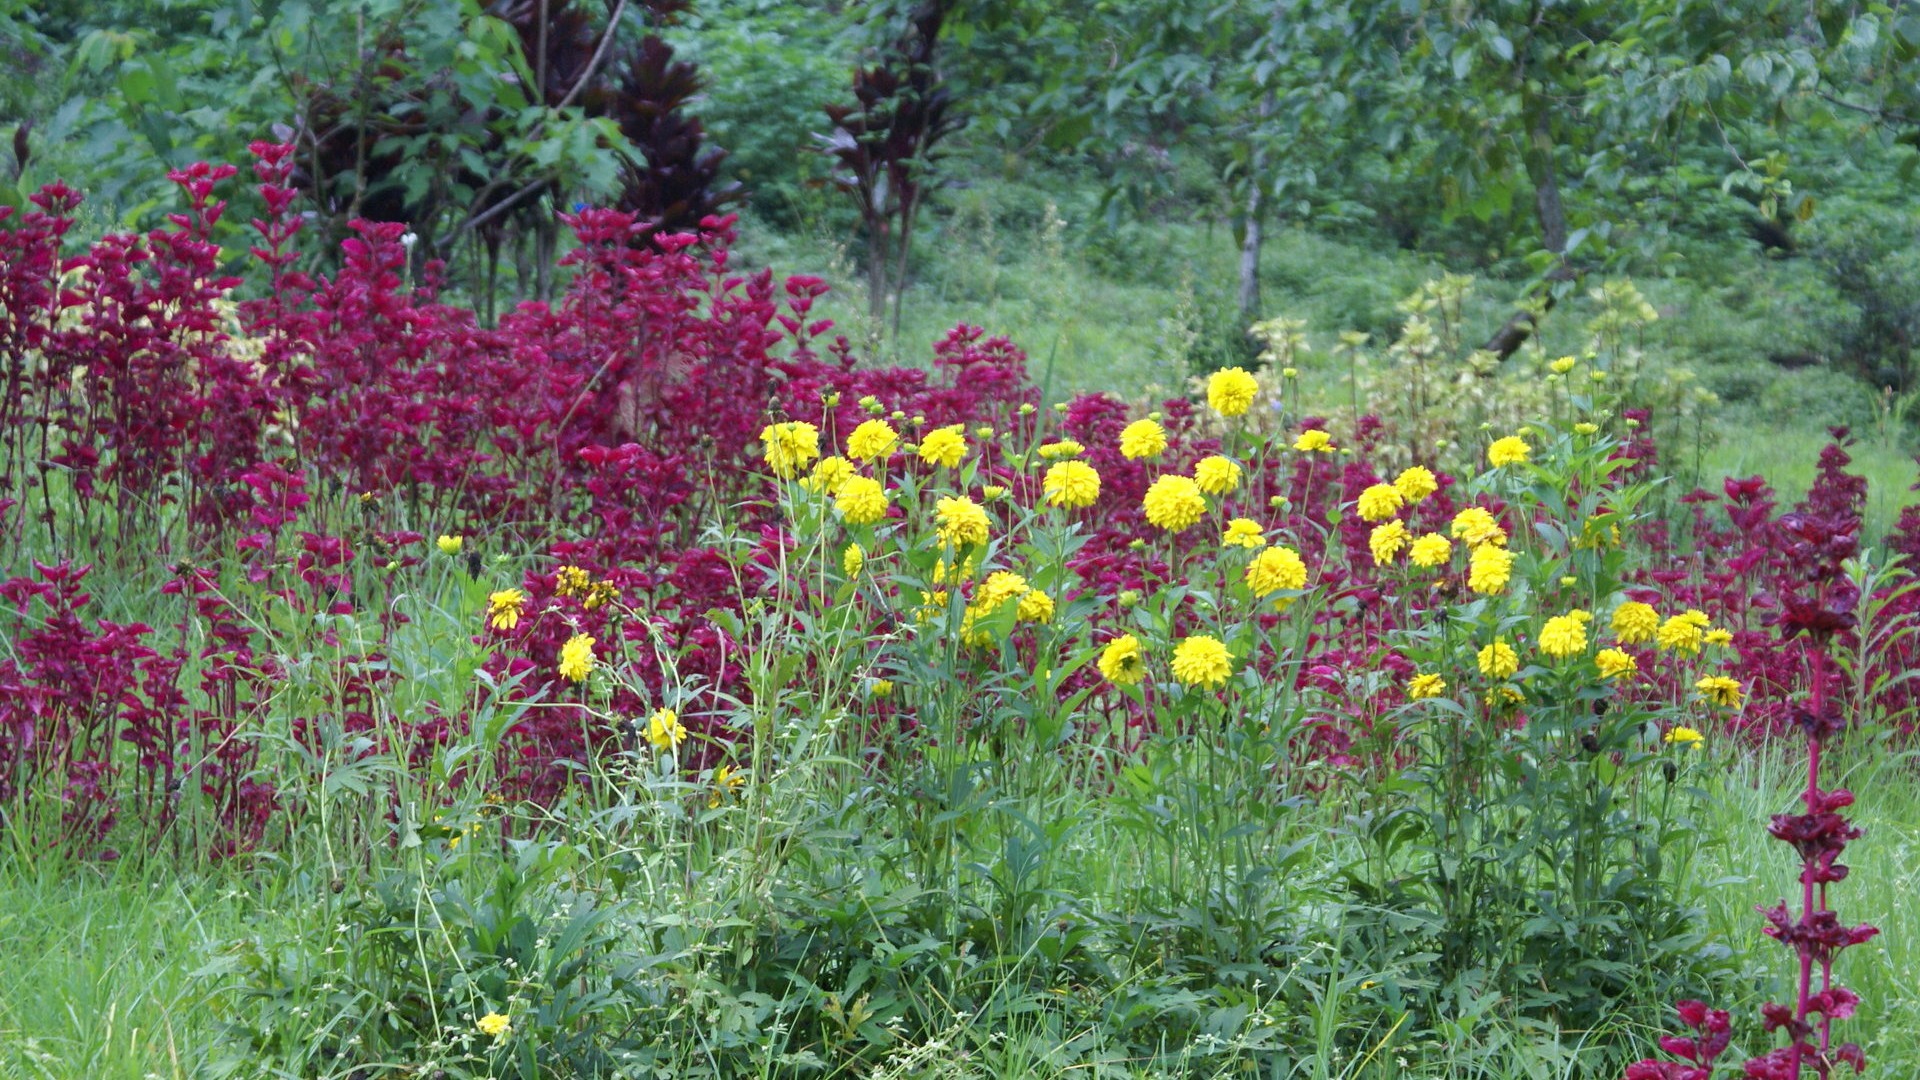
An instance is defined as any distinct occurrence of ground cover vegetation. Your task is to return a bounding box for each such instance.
[4,0,1920,1077]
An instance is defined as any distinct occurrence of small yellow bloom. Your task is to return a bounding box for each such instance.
[487,588,527,631]
[1356,483,1404,522]
[1247,545,1308,596]
[1550,356,1577,374]
[1143,474,1208,533]
[1658,610,1712,655]
[1206,366,1260,417]
[918,424,968,468]
[1408,533,1452,567]
[1665,725,1706,747]
[1596,647,1638,680]
[646,706,688,751]
[1538,614,1589,659]
[1369,520,1410,566]
[1487,435,1531,468]
[802,455,857,495]
[1407,673,1447,699]
[555,565,592,597]
[870,678,894,698]
[1017,589,1054,623]
[477,1012,512,1040]
[1450,507,1508,548]
[1119,418,1168,460]
[1293,428,1334,453]
[1037,439,1085,459]
[1193,455,1242,496]
[1574,421,1599,435]
[760,421,822,478]
[1171,635,1234,689]
[437,534,464,555]
[1222,518,1266,549]
[1468,544,1514,595]
[981,484,1007,500]
[934,495,991,548]
[975,571,1031,611]
[1393,466,1438,503]
[708,763,745,808]
[835,475,890,525]
[1477,640,1519,680]
[558,633,596,682]
[1696,675,1744,708]
[1098,635,1146,686]
[842,542,864,577]
[846,419,899,463]
[1043,460,1102,508]
[1612,601,1660,644]
[1705,628,1733,647]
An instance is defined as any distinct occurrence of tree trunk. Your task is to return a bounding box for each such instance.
[1238,93,1275,319]
[1480,108,1576,361]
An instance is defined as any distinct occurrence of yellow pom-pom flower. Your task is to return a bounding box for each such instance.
[1194,455,1242,495]
[1538,614,1589,659]
[1477,640,1519,680]
[1016,589,1054,623]
[1171,635,1234,689]
[1658,610,1712,655]
[487,588,527,631]
[1467,544,1514,595]
[1612,601,1660,644]
[1294,428,1334,453]
[1222,518,1266,549]
[1119,418,1168,460]
[1356,483,1404,522]
[835,475,890,525]
[847,419,899,463]
[1705,628,1733,647]
[1369,520,1410,565]
[437,534,464,555]
[1143,474,1208,533]
[1487,435,1531,468]
[760,421,821,478]
[1450,507,1508,548]
[477,1013,512,1040]
[1696,675,1744,708]
[918,424,968,468]
[1099,635,1146,686]
[1043,459,1101,508]
[1393,465,1438,503]
[1037,439,1085,459]
[558,633,596,682]
[1206,366,1259,417]
[1665,725,1706,747]
[801,455,856,495]
[934,495,990,548]
[842,543,864,577]
[1596,648,1638,680]
[646,707,688,751]
[1408,533,1452,567]
[1407,673,1447,699]
[1247,545,1308,596]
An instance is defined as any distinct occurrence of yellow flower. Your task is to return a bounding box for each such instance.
[645,707,687,752]
[1612,601,1660,644]
[1143,475,1208,533]
[487,588,527,631]
[842,542,864,577]
[915,589,950,623]
[1043,460,1102,508]
[437,534,464,555]
[1467,544,1514,595]
[1099,635,1146,686]
[975,571,1031,611]
[1658,610,1712,655]
[1119,418,1168,460]
[1247,545,1308,596]
[1017,589,1054,622]
[1356,483,1404,522]
[974,426,994,439]
[1222,518,1266,549]
[1487,685,1526,707]
[1705,628,1733,647]
[1194,455,1242,495]
[1574,421,1599,435]
[1538,614,1589,659]
[1407,673,1447,699]
[1369,520,1410,566]
[870,678,894,698]
[1293,428,1334,453]
[934,495,991,548]
[555,565,592,597]
[558,633,596,682]
[1037,439,1085,459]
[835,475,890,525]
[981,484,1007,500]
[1450,507,1507,548]
[708,763,745,808]
[1550,356,1576,374]
[760,421,821,478]
[1696,675,1744,708]
[1487,435,1531,468]
[477,1012,512,1040]
[801,455,856,495]
[1117,589,1142,607]
[1477,640,1519,680]
[1171,635,1234,689]
[1596,647,1638,680]
[1207,366,1259,417]
[1408,533,1452,567]
[918,424,968,468]
[1665,725,1706,747]
[1393,466,1438,503]
[847,419,898,463]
